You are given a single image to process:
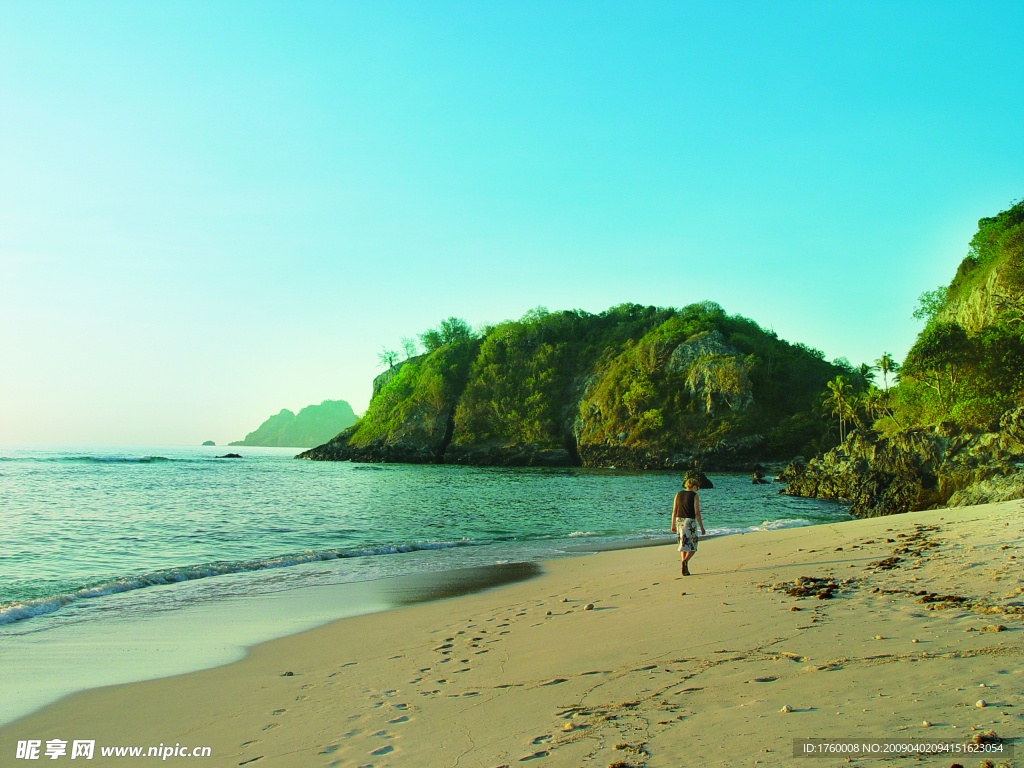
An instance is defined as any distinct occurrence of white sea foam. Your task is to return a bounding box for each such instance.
[0,539,489,626]
[705,518,813,537]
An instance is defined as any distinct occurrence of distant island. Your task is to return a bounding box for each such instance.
[230,399,358,448]
[202,440,216,446]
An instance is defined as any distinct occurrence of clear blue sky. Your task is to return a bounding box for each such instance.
[2,1,1022,445]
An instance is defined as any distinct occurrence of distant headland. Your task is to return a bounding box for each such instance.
[231,399,358,448]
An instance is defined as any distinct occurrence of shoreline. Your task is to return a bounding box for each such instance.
[0,514,844,728]
[0,561,543,728]
[2,499,1021,766]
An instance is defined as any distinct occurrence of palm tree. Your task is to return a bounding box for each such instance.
[859,387,884,426]
[824,376,856,442]
[858,362,877,390]
[874,352,900,392]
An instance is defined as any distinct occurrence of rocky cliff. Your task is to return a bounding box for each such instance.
[782,407,1024,517]
[939,199,1024,333]
[299,304,847,469]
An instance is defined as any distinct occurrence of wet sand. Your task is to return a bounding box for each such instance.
[1,499,1021,767]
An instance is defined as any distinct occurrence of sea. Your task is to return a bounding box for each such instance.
[0,443,848,724]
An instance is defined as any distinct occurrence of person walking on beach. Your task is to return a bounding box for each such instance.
[671,477,705,576]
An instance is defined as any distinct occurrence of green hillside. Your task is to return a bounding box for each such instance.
[889,198,1024,429]
[301,305,852,468]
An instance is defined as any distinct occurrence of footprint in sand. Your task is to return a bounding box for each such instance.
[239,740,259,748]
[392,703,409,710]
[261,723,279,731]
[370,745,395,756]
[531,735,552,745]
[238,757,263,765]
[318,745,341,755]
[388,716,409,724]
[271,709,286,715]
[519,750,549,761]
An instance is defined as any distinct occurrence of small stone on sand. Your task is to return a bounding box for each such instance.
[584,603,595,611]
[921,720,931,727]
[976,699,987,708]
[780,705,793,713]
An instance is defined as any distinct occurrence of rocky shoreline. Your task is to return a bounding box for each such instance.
[296,428,772,471]
[781,406,1024,517]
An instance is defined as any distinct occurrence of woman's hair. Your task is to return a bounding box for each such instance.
[684,478,700,490]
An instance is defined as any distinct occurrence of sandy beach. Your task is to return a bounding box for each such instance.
[2,499,1021,768]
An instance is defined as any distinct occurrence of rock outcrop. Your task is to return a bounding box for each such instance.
[782,407,1024,517]
[940,261,1014,333]
[574,433,767,471]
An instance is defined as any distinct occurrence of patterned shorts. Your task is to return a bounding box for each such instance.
[677,518,699,552]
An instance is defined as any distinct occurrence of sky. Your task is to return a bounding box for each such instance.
[1,1,1022,446]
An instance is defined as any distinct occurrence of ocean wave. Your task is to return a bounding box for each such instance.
[61,455,178,463]
[2,455,208,464]
[705,518,813,536]
[0,539,489,626]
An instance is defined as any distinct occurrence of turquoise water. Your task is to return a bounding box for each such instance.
[0,443,847,629]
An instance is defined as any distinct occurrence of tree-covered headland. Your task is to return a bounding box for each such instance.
[785,199,1024,516]
[302,303,859,469]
